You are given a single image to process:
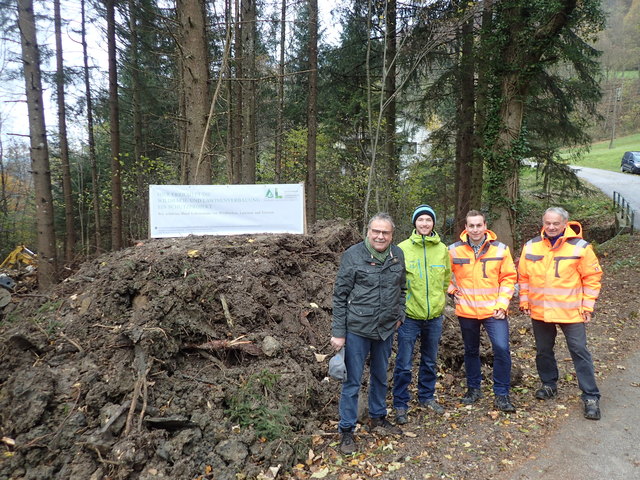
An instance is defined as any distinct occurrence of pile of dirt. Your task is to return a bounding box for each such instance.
[0,221,363,480]
[2,219,638,480]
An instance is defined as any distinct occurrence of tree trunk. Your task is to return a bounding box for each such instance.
[490,81,523,250]
[470,0,493,211]
[54,0,76,263]
[177,0,211,184]
[225,0,235,182]
[17,0,58,289]
[275,0,286,183]
[81,0,101,254]
[128,0,148,241]
[454,15,475,236]
[129,0,144,164]
[106,0,123,250]
[383,0,397,217]
[488,0,577,250]
[240,0,256,184]
[306,0,318,225]
[231,0,243,183]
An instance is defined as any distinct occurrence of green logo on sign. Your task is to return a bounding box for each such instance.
[265,188,283,199]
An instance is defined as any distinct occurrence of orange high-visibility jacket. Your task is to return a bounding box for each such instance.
[518,221,602,324]
[448,230,517,320]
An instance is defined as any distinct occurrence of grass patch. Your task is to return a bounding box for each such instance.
[567,133,640,171]
[225,370,293,441]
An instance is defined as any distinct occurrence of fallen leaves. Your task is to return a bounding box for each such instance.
[309,467,329,478]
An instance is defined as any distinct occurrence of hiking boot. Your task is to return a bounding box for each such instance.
[583,398,601,420]
[370,417,403,435]
[395,408,408,425]
[420,398,445,414]
[535,385,557,400]
[494,395,516,413]
[339,431,357,454]
[461,387,483,405]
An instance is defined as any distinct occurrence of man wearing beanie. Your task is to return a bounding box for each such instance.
[448,210,517,412]
[392,204,451,424]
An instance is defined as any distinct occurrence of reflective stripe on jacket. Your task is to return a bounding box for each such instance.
[448,229,517,320]
[518,221,602,324]
[398,230,450,320]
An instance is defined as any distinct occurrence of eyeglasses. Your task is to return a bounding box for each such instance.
[370,229,392,237]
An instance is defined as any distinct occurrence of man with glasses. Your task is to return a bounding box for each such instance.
[331,213,406,454]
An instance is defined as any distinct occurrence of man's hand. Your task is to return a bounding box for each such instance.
[520,306,531,316]
[582,311,592,323]
[494,308,506,319]
[330,336,345,351]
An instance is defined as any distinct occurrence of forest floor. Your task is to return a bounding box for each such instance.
[0,218,638,480]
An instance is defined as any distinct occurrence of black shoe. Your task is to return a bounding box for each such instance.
[535,385,557,400]
[583,398,601,420]
[494,395,516,413]
[395,409,408,425]
[461,387,483,405]
[419,399,445,414]
[339,431,357,454]
[370,417,403,435]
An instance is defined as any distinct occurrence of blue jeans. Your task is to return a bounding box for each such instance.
[458,316,512,396]
[393,315,443,410]
[531,320,600,400]
[338,332,394,432]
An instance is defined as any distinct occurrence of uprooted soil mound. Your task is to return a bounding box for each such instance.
[0,221,369,480]
[6,218,623,480]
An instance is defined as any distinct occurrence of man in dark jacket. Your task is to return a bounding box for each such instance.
[331,212,406,454]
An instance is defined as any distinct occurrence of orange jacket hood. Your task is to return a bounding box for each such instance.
[540,221,583,242]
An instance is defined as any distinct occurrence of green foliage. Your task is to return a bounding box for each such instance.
[0,311,21,326]
[397,152,455,242]
[0,145,37,259]
[519,167,614,219]
[262,126,371,224]
[609,257,640,273]
[33,299,64,336]
[37,299,63,314]
[225,370,292,441]
[477,0,605,218]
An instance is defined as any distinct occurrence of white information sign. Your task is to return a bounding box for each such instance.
[149,184,306,238]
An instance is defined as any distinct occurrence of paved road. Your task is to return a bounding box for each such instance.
[572,166,640,230]
[501,349,640,480]
[501,166,640,480]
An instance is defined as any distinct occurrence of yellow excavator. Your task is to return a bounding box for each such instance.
[0,245,37,270]
[0,246,33,309]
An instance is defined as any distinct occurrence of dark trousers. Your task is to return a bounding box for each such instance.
[458,316,512,396]
[531,319,600,400]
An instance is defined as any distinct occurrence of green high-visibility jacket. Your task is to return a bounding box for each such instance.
[398,230,451,320]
